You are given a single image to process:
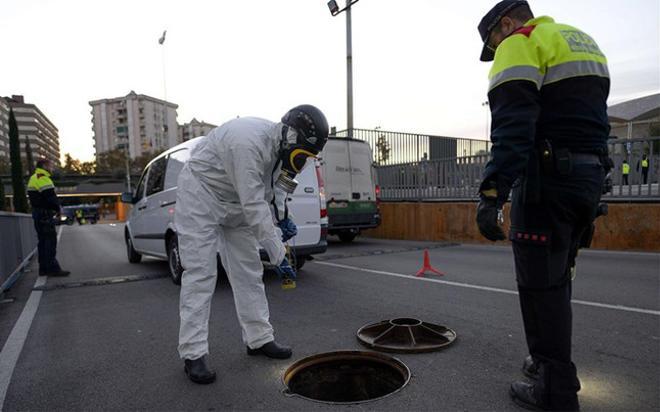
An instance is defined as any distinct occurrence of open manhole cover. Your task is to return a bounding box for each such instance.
[283,351,410,404]
[357,318,457,353]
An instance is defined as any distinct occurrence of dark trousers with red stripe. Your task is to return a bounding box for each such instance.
[510,163,604,409]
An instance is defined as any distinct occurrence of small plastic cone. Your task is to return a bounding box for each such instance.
[416,249,445,277]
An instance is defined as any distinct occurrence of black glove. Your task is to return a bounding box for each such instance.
[476,196,506,241]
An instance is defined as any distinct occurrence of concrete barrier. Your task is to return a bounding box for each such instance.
[365,202,660,252]
[0,212,38,293]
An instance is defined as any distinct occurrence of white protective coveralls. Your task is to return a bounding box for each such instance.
[176,117,289,360]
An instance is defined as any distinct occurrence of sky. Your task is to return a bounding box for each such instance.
[1,0,659,162]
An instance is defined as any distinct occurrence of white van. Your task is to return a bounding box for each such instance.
[121,136,328,284]
[319,137,381,242]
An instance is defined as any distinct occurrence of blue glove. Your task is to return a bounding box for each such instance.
[277,218,298,242]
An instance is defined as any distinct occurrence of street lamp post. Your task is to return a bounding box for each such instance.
[482,101,490,140]
[328,0,360,138]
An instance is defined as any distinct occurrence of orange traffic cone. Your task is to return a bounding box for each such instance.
[416,249,445,277]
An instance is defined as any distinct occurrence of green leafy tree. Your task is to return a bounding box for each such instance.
[9,109,28,212]
[25,136,34,175]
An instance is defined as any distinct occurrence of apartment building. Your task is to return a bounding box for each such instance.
[0,99,9,166]
[90,91,178,159]
[178,118,216,142]
[2,95,60,167]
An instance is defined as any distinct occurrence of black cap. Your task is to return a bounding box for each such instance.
[478,0,529,62]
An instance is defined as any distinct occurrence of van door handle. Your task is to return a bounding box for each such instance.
[160,200,176,208]
[137,205,147,211]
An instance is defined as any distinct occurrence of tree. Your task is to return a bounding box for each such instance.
[62,153,96,175]
[375,134,391,165]
[95,149,128,175]
[0,157,9,174]
[131,151,160,175]
[79,161,96,175]
[9,109,28,212]
[25,136,34,175]
[63,153,81,174]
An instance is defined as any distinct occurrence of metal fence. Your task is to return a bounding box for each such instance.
[335,129,659,202]
[0,212,38,294]
[606,136,660,200]
[335,128,491,166]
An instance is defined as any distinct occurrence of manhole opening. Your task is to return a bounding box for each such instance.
[283,351,410,404]
[390,317,422,326]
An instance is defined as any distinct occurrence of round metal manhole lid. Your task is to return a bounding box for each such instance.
[357,318,457,353]
[282,350,410,404]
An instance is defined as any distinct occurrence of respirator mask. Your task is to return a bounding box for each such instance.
[275,104,329,193]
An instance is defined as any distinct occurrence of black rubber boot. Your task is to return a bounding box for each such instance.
[247,341,292,359]
[523,355,540,380]
[510,381,545,411]
[184,356,216,384]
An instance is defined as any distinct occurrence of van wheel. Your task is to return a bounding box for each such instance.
[167,235,183,285]
[338,231,357,243]
[126,233,142,263]
[295,257,306,271]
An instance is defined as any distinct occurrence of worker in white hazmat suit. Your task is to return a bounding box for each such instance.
[175,104,329,384]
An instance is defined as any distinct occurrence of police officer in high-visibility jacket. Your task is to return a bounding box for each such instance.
[27,159,70,277]
[622,160,630,185]
[476,1,610,410]
[639,154,649,184]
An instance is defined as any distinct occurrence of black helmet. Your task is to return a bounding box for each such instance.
[281,104,329,154]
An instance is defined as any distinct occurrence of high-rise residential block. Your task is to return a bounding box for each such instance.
[90,91,178,159]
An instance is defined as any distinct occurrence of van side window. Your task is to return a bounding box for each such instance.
[134,168,149,202]
[164,148,189,190]
[146,156,168,196]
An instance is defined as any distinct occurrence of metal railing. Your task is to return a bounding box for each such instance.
[606,136,659,200]
[335,128,491,165]
[0,212,38,294]
[360,133,659,202]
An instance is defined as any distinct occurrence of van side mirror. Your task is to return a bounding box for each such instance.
[121,192,135,204]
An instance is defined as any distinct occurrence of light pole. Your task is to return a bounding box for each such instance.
[158,30,168,101]
[482,101,490,140]
[328,0,360,138]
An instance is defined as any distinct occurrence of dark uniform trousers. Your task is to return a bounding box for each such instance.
[32,208,62,274]
[510,162,604,406]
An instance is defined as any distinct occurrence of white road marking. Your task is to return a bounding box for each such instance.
[314,261,660,317]
[0,277,46,409]
[0,226,62,410]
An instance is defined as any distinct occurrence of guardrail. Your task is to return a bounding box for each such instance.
[0,212,38,294]
[372,136,660,202]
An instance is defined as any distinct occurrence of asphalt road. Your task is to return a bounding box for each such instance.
[1,224,658,411]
